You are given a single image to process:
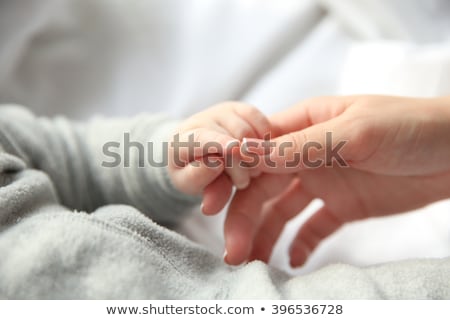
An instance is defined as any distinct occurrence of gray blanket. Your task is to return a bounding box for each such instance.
[0,105,449,299]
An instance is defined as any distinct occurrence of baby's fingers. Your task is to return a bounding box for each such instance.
[213,102,271,140]
[170,156,224,195]
[171,128,239,166]
[224,159,251,190]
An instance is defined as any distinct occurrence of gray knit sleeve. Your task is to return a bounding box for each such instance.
[0,105,200,226]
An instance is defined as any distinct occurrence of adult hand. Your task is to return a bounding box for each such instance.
[224,95,450,267]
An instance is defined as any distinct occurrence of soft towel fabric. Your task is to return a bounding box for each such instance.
[0,105,198,226]
[1,105,450,299]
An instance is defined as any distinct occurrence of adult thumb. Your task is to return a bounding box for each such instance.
[258,119,350,173]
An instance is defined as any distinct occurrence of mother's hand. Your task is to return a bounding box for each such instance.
[223,95,450,267]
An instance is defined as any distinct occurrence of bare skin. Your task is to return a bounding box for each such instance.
[168,101,270,215]
[168,96,450,268]
[222,95,450,267]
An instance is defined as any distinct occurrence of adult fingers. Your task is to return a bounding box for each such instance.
[201,173,233,215]
[248,178,314,263]
[224,173,297,265]
[269,96,353,137]
[289,205,343,267]
[256,117,351,174]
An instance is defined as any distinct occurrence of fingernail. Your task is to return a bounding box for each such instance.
[223,249,228,262]
[235,179,250,190]
[242,137,272,155]
[290,256,305,268]
[200,202,205,213]
[289,245,308,268]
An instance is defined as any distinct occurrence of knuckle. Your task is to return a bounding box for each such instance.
[232,102,257,116]
[234,124,255,140]
[284,132,302,156]
[233,103,270,134]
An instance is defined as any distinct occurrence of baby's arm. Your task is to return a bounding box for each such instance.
[0,105,198,227]
[0,102,270,227]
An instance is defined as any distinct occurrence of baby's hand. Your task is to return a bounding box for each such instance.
[168,102,270,214]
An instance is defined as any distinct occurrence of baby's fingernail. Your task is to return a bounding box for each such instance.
[289,245,308,268]
[223,249,228,262]
[242,138,272,155]
[290,256,305,268]
[235,179,250,190]
[200,202,205,213]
